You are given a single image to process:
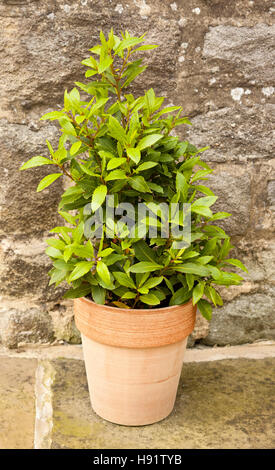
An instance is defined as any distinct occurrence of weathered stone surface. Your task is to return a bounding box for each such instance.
[50,357,275,449]
[0,357,37,449]
[203,290,275,346]
[208,165,251,236]
[0,0,274,347]
[0,120,62,237]
[186,105,275,163]
[0,302,55,349]
[203,24,275,81]
[49,301,81,344]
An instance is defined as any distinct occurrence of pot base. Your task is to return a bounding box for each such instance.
[81,334,188,426]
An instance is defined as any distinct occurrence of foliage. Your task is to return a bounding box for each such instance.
[20,30,247,319]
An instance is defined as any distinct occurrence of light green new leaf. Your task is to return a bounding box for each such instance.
[192,196,217,208]
[136,161,158,172]
[105,170,127,181]
[129,176,151,193]
[91,185,107,212]
[46,238,66,251]
[129,262,163,273]
[137,134,163,150]
[37,173,62,192]
[139,293,160,306]
[96,260,111,286]
[192,282,205,305]
[127,148,141,164]
[20,156,54,170]
[40,111,65,121]
[113,272,136,289]
[69,261,94,281]
[107,158,127,170]
[45,246,63,259]
[121,292,136,299]
[142,276,163,289]
[224,259,248,273]
[70,141,82,156]
[115,37,144,53]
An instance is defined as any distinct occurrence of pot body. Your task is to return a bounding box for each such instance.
[74,297,196,426]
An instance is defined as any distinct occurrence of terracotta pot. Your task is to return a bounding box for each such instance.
[74,297,196,426]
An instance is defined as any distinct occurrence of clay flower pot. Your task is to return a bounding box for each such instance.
[74,297,196,426]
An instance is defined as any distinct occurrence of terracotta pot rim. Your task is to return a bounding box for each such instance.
[79,295,194,315]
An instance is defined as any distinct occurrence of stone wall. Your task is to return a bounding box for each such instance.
[0,0,274,348]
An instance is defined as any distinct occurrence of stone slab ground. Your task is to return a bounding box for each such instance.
[0,343,274,449]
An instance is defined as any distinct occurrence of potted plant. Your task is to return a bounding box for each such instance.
[21,30,247,426]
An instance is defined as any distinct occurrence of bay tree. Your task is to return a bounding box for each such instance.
[20,29,247,320]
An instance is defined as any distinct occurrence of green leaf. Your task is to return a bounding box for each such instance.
[113,272,136,289]
[98,54,113,74]
[205,285,223,307]
[59,118,77,136]
[147,182,163,193]
[142,276,163,289]
[104,254,125,266]
[210,212,231,221]
[108,116,127,144]
[137,134,163,150]
[46,238,66,251]
[115,37,144,52]
[134,44,159,52]
[192,205,213,218]
[136,161,158,172]
[129,262,163,273]
[20,156,54,170]
[63,244,74,263]
[107,158,127,170]
[134,240,158,263]
[99,247,114,257]
[58,211,77,225]
[45,246,63,259]
[96,260,112,286]
[105,169,127,181]
[186,273,194,291]
[192,282,205,305]
[224,259,248,272]
[63,285,91,299]
[212,271,243,286]
[129,176,151,193]
[70,141,82,156]
[191,169,213,183]
[121,292,136,299]
[91,185,107,212]
[69,261,94,281]
[169,287,191,306]
[198,256,213,265]
[73,240,94,258]
[140,293,160,306]
[195,185,215,197]
[192,196,218,208]
[174,263,210,277]
[49,268,67,286]
[198,299,212,320]
[91,285,106,305]
[127,148,141,164]
[36,173,62,192]
[40,111,65,121]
